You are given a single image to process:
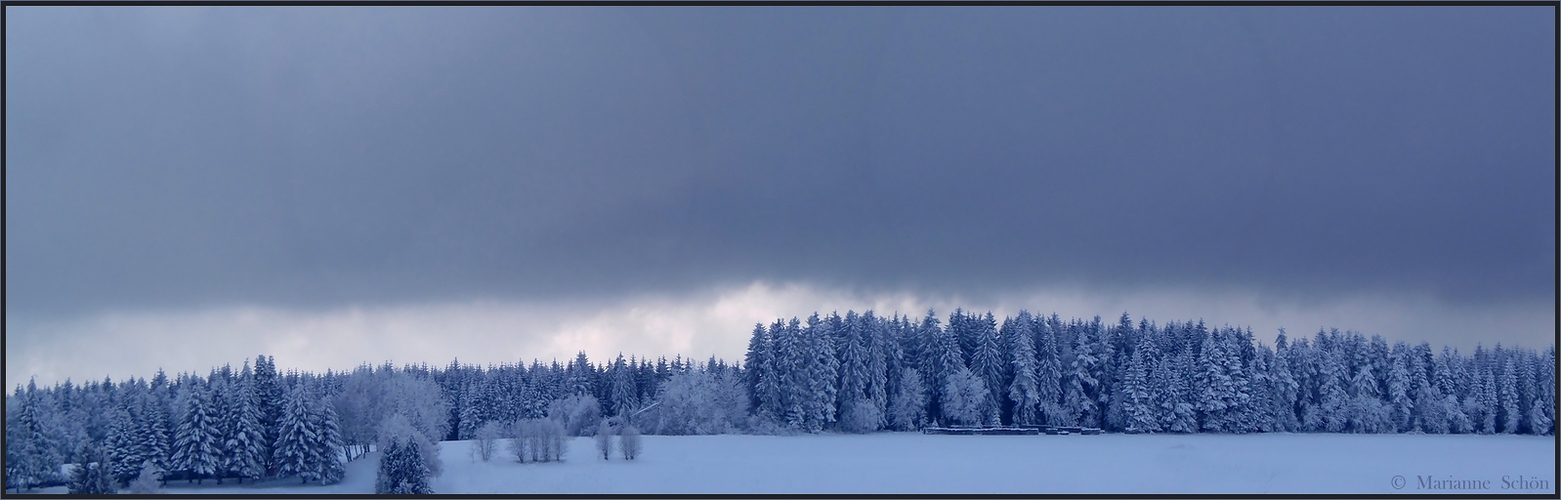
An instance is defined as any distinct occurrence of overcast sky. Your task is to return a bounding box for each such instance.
[6,6,1555,385]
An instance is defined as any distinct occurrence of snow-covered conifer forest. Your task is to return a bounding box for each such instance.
[5,309,1555,494]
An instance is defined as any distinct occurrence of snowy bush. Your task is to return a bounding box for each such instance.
[838,400,883,434]
[548,394,602,437]
[941,368,990,426]
[377,413,442,477]
[646,370,750,435]
[888,369,928,431]
[595,421,614,460]
[380,373,450,449]
[743,415,799,436]
[126,461,162,494]
[619,425,641,460]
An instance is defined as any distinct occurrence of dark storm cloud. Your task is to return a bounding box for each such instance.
[6,6,1554,320]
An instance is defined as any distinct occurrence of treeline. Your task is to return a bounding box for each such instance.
[4,309,1555,492]
[742,309,1557,437]
[3,351,740,492]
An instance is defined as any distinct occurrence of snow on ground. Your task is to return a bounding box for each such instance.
[131,432,1555,494]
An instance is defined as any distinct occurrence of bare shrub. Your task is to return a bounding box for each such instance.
[509,419,567,463]
[594,421,614,460]
[474,421,503,462]
[619,424,641,460]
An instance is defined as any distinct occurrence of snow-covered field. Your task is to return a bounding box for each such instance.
[112,433,1556,494]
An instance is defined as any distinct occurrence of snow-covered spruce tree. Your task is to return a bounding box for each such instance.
[970,313,1006,426]
[866,313,893,430]
[315,396,346,484]
[221,375,266,482]
[930,314,967,425]
[1155,351,1198,433]
[105,401,144,486]
[1434,349,1472,434]
[272,385,322,483]
[1005,312,1041,427]
[1314,334,1350,433]
[1498,356,1521,434]
[252,356,284,477]
[1531,346,1556,436]
[1386,344,1415,432]
[66,441,115,494]
[1194,327,1232,432]
[10,380,65,491]
[743,323,772,419]
[1246,344,1277,433]
[803,313,839,432]
[1035,315,1066,426]
[1064,324,1100,428]
[1122,332,1161,433]
[836,312,876,432]
[1269,329,1301,432]
[764,318,798,429]
[1469,352,1498,434]
[392,440,433,494]
[374,437,403,494]
[171,382,222,484]
[609,354,639,417]
[457,381,484,441]
[376,437,432,494]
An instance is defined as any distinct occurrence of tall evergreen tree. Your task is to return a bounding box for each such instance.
[105,396,149,487]
[1065,323,1100,427]
[609,354,639,417]
[802,313,839,432]
[1006,312,1041,426]
[9,380,64,491]
[970,313,1005,425]
[1269,329,1301,431]
[66,441,115,494]
[375,437,432,494]
[222,375,266,482]
[931,312,967,425]
[171,383,222,484]
[1122,331,1161,433]
[1036,315,1066,425]
[836,311,874,430]
[273,386,322,483]
[1498,356,1521,434]
[315,397,346,484]
[252,356,284,477]
[865,312,892,429]
[1530,347,1556,435]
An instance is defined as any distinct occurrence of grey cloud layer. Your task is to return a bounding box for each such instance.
[6,7,1554,320]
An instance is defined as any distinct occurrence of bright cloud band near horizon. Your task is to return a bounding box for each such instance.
[7,281,1552,386]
